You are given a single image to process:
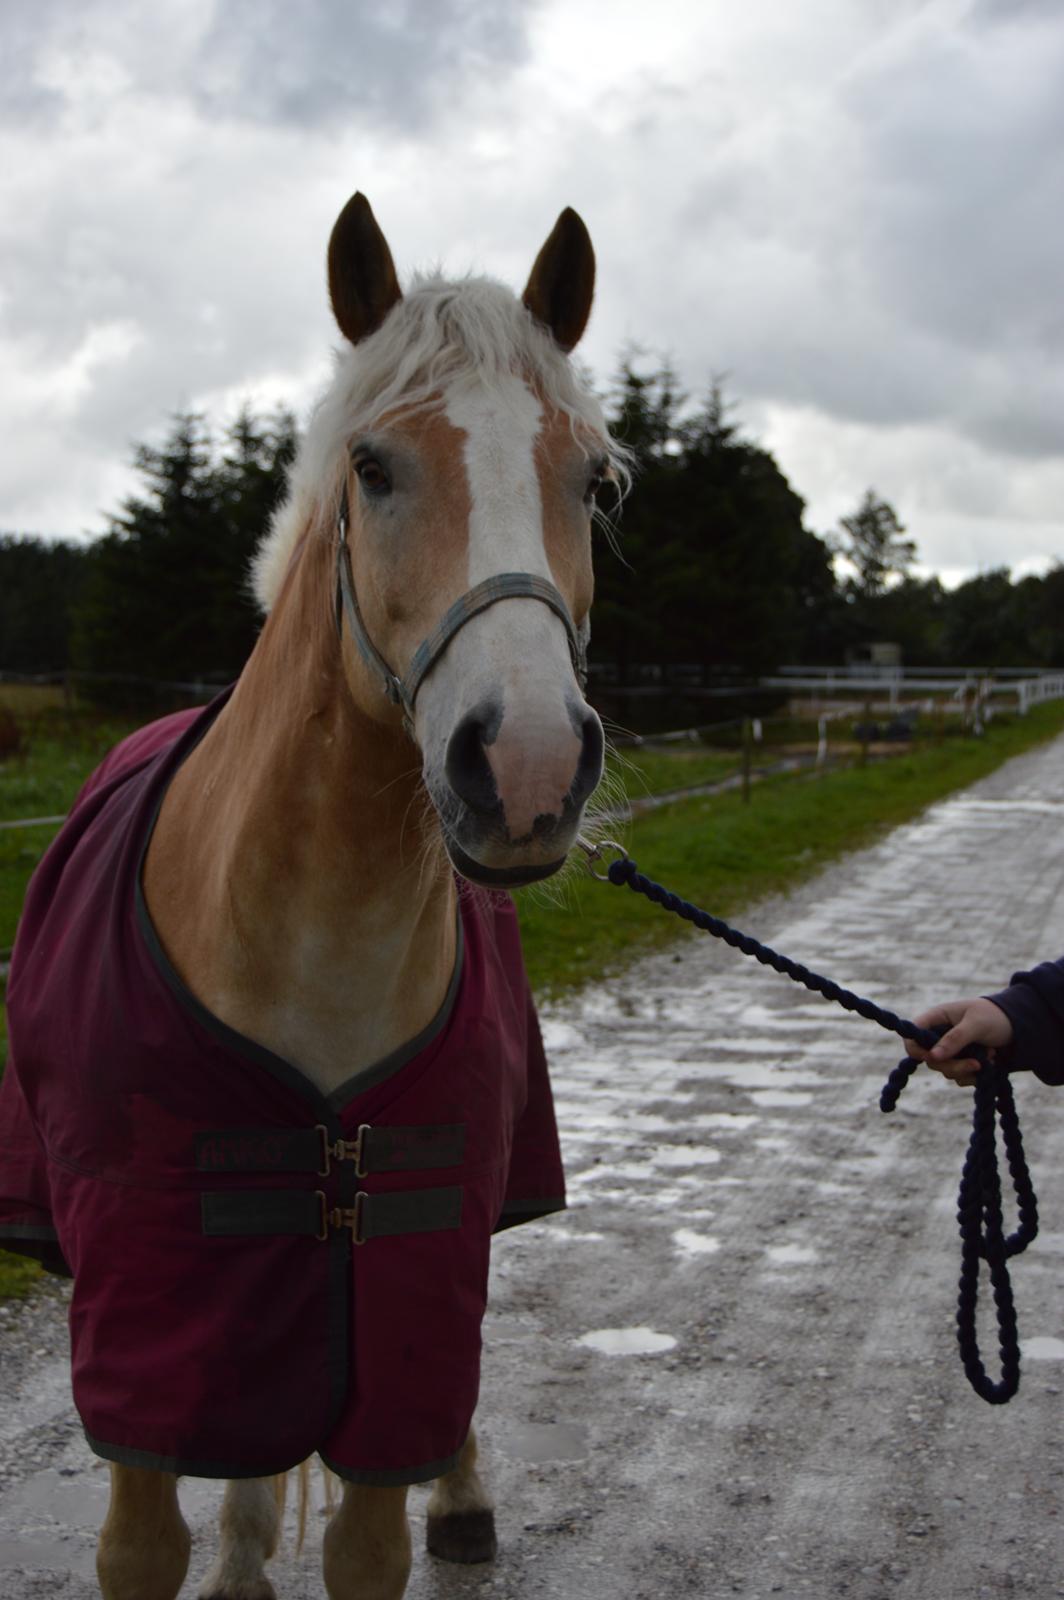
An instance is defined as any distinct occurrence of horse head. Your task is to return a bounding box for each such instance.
[261,192,624,889]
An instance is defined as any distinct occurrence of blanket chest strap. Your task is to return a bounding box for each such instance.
[195,1124,465,1178]
[201,1186,463,1245]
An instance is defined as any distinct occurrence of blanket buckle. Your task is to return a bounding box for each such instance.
[315,1190,367,1245]
[317,1124,371,1178]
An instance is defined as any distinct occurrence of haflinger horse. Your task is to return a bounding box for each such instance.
[0,192,628,1600]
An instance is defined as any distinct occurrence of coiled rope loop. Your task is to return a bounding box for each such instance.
[597,848,1038,1405]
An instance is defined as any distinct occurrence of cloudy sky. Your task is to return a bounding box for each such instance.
[2,0,1061,586]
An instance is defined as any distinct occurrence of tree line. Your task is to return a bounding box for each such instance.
[2,372,1062,692]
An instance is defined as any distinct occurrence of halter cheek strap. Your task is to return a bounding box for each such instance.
[334,483,589,724]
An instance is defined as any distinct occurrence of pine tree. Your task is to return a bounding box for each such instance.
[592,370,836,677]
[0,536,88,671]
[71,408,298,700]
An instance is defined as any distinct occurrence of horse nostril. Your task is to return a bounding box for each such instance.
[570,707,604,808]
[445,706,501,818]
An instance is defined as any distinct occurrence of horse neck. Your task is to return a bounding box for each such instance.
[141,527,457,1094]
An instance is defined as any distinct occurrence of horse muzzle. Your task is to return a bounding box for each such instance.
[434,694,604,887]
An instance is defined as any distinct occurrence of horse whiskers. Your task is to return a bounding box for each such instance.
[587,735,636,822]
[598,713,640,748]
[413,828,450,903]
[593,503,629,567]
[600,744,637,800]
[515,860,574,913]
[399,784,450,900]
[369,760,424,804]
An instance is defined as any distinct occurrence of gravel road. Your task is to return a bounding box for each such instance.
[3,735,1064,1598]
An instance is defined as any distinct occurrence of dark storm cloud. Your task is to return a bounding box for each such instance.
[660,1,1064,469]
[195,0,532,130]
[2,0,1061,575]
[972,0,1061,21]
[0,0,70,123]
[0,0,535,133]
[0,0,539,533]
[842,10,1064,453]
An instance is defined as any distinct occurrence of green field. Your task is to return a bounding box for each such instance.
[611,742,739,799]
[514,701,1064,995]
[0,682,68,715]
[0,714,141,953]
[2,696,1064,1299]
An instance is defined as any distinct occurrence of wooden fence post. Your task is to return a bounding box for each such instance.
[859,701,871,768]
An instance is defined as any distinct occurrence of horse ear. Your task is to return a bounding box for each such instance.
[522,208,595,353]
[327,192,403,345]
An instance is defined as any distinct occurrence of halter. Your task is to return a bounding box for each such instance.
[334,481,590,726]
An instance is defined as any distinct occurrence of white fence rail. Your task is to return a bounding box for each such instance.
[1015,674,1064,714]
[763,669,1064,716]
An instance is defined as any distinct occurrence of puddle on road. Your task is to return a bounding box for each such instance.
[558,1110,758,1140]
[577,1327,677,1355]
[750,1089,813,1108]
[500,1422,589,1463]
[0,1360,73,1446]
[14,1467,109,1524]
[533,1229,606,1244]
[1022,1337,1064,1360]
[672,1228,720,1257]
[0,1534,97,1578]
[681,1060,826,1090]
[765,1244,819,1265]
[949,799,1064,818]
[650,1146,722,1167]
[734,1001,835,1032]
[0,1462,222,1582]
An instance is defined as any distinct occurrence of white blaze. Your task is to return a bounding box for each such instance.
[444,374,550,584]
[419,370,588,857]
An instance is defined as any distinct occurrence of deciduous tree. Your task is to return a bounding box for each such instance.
[836,490,916,598]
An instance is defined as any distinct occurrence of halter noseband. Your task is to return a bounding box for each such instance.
[334,482,590,725]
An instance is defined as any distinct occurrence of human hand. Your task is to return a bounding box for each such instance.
[904,998,1014,1088]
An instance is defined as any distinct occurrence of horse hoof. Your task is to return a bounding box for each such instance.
[426,1508,498,1564]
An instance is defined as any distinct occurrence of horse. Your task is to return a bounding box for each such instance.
[0,191,627,1600]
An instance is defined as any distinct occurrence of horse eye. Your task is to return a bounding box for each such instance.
[355,457,391,495]
[585,467,606,504]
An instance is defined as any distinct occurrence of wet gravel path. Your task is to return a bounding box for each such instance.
[3,735,1064,1597]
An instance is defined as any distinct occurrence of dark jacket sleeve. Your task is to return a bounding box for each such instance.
[988,959,1064,1086]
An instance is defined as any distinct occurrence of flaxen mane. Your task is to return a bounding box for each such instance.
[253,273,630,612]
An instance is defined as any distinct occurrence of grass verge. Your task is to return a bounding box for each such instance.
[0,1250,45,1300]
[0,712,139,1301]
[514,702,1064,998]
[0,718,141,950]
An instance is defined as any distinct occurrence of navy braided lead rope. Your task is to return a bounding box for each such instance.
[598,850,1038,1405]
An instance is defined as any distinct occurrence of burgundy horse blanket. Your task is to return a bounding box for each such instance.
[0,697,565,1482]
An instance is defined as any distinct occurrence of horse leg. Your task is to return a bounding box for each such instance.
[197,1477,283,1600]
[96,1463,191,1600]
[322,1483,411,1600]
[425,1427,497,1563]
